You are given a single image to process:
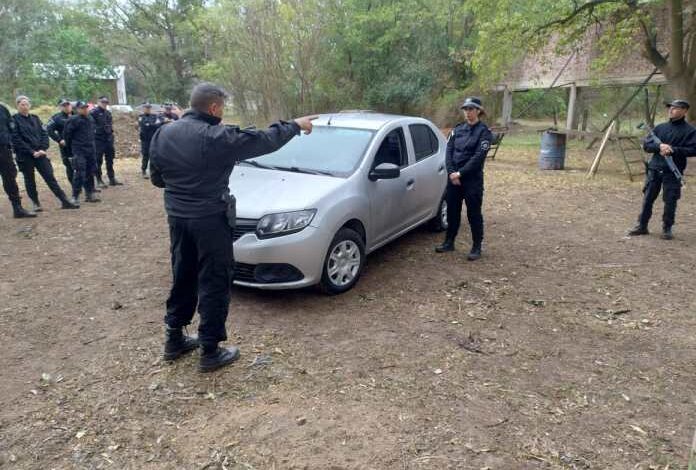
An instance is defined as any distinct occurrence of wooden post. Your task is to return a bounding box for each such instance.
[501,88,513,126]
[587,120,616,178]
[566,83,577,131]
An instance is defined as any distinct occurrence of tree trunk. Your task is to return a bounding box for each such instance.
[665,73,696,122]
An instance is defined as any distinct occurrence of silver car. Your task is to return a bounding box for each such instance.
[229,112,448,294]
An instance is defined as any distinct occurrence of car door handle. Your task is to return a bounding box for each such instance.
[438,165,445,173]
[406,179,415,189]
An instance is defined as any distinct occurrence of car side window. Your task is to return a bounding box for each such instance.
[409,124,439,161]
[373,127,408,168]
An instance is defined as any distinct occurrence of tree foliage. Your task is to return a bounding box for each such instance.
[466,0,696,119]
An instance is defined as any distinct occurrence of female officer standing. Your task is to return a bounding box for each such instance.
[435,97,493,260]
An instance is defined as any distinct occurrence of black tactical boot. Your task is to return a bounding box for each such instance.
[199,345,240,372]
[109,177,124,186]
[661,227,674,240]
[11,200,36,218]
[628,225,649,236]
[163,327,200,361]
[85,192,101,203]
[467,245,482,261]
[435,238,455,253]
[30,199,43,212]
[61,198,80,209]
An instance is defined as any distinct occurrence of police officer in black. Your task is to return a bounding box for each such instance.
[0,102,34,218]
[137,103,161,178]
[149,82,317,372]
[160,103,180,123]
[64,101,101,204]
[46,98,75,189]
[436,97,493,260]
[11,96,79,211]
[628,99,696,240]
[90,96,123,187]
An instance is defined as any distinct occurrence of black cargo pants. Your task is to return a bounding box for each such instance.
[165,213,234,346]
[638,168,681,229]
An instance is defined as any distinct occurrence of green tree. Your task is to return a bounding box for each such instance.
[467,0,696,120]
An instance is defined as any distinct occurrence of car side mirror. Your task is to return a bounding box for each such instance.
[369,163,400,181]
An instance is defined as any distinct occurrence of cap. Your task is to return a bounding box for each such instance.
[98,96,110,103]
[74,100,89,109]
[665,99,690,109]
[460,97,484,110]
[142,102,152,108]
[58,98,71,106]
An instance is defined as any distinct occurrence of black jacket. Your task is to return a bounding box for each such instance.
[46,111,71,143]
[63,114,96,157]
[149,110,300,218]
[446,120,493,179]
[0,104,13,148]
[11,113,49,161]
[644,117,696,172]
[90,106,113,140]
[138,113,162,141]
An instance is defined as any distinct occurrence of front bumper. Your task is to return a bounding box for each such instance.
[232,224,330,289]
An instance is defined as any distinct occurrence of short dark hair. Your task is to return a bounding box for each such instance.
[190,83,229,112]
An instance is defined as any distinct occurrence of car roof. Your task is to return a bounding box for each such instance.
[313,112,429,131]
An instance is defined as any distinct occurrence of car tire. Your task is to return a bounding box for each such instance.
[428,196,448,232]
[319,228,365,295]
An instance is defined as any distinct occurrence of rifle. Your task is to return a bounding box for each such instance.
[637,122,685,186]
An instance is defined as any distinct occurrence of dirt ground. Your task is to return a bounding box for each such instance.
[1,131,696,470]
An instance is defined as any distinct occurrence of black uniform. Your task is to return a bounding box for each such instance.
[63,114,97,199]
[638,117,696,230]
[0,104,23,207]
[138,113,161,173]
[149,110,300,347]
[90,106,117,183]
[11,113,71,207]
[445,120,493,248]
[46,110,74,186]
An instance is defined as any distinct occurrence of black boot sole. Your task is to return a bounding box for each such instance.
[199,349,241,373]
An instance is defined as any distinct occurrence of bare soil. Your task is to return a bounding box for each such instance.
[1,131,695,469]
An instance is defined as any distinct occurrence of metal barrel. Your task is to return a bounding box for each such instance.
[539,131,566,170]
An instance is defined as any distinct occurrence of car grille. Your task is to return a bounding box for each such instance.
[233,218,258,241]
[233,262,257,283]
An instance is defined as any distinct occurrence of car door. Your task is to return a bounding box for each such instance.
[366,125,413,246]
[406,122,446,221]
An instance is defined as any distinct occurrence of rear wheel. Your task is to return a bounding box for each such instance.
[319,228,365,295]
[428,196,448,232]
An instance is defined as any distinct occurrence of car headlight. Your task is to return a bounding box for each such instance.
[256,209,317,239]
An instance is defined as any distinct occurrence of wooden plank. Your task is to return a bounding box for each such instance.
[587,120,616,178]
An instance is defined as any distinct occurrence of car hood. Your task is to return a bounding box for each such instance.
[229,166,345,219]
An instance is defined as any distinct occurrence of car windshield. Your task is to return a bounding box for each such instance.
[245,126,375,177]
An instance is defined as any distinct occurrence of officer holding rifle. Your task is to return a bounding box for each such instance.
[628,99,696,240]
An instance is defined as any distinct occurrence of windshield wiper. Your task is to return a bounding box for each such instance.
[238,160,276,170]
[274,166,334,176]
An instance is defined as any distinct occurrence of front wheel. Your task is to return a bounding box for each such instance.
[319,228,365,295]
[428,197,448,232]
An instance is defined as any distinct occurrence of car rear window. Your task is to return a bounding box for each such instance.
[409,124,439,161]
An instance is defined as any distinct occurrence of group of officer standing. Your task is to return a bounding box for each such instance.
[0,95,124,218]
[0,96,186,218]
